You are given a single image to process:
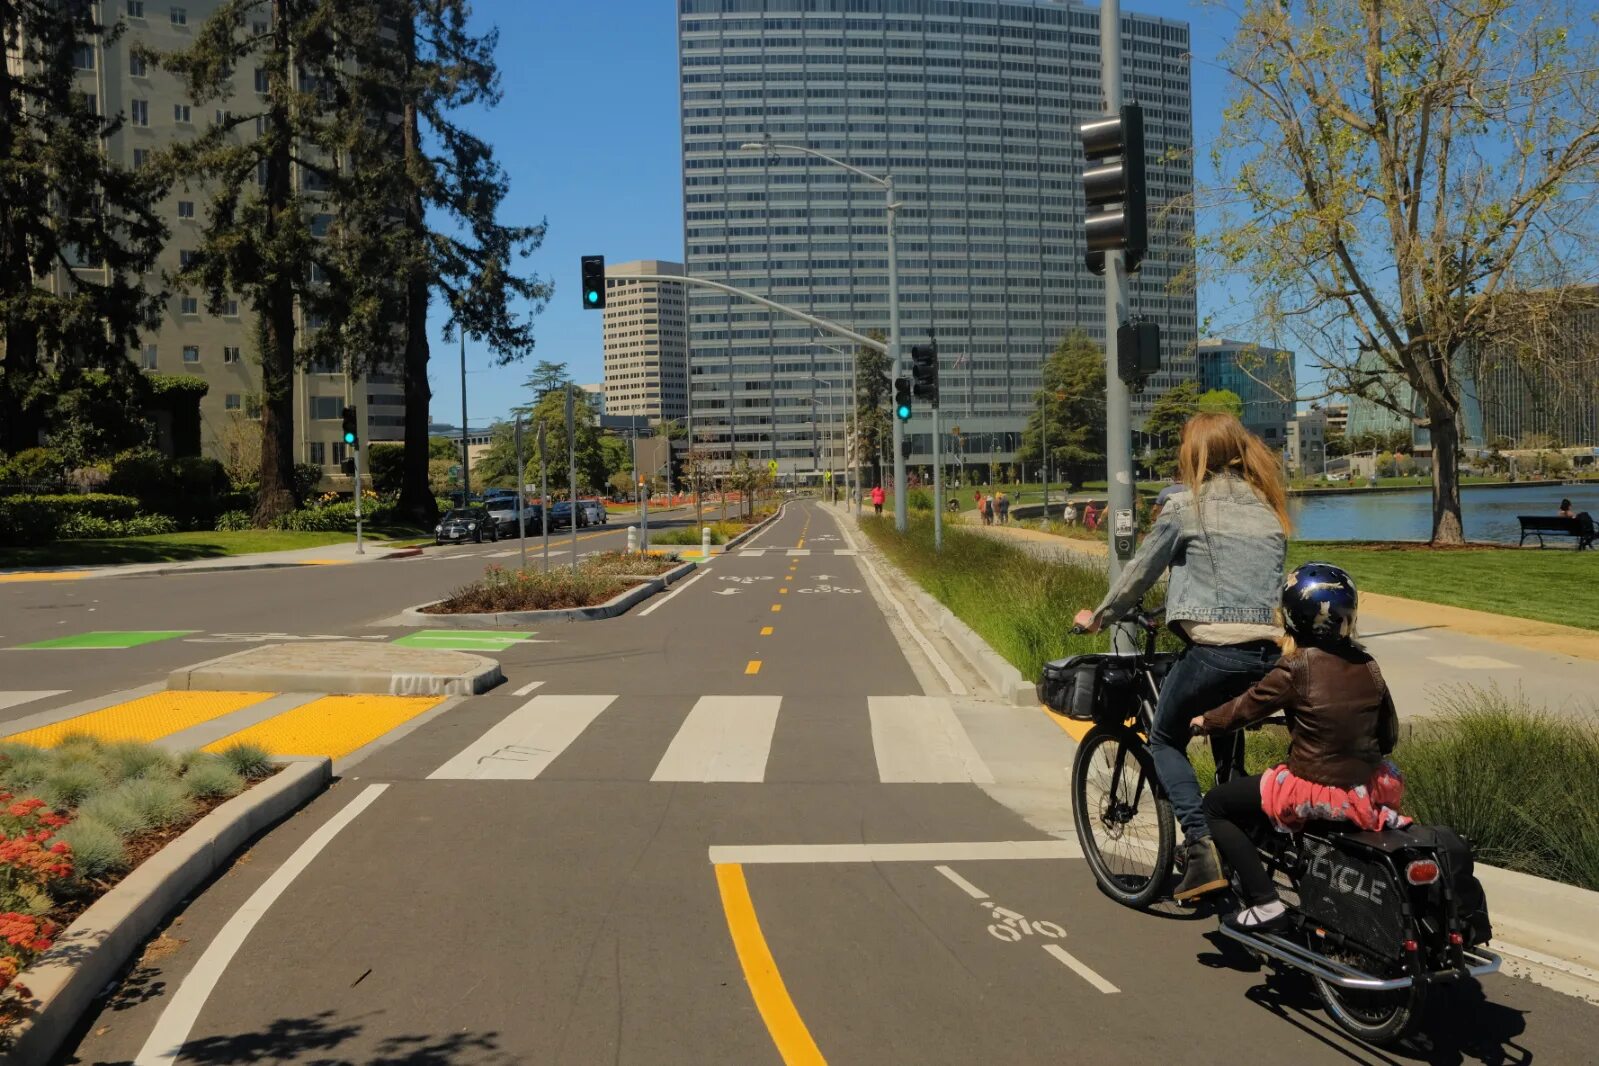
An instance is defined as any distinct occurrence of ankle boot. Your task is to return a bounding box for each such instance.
[1173,837,1228,902]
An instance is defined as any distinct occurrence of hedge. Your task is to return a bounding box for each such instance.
[57,513,180,539]
[0,494,143,546]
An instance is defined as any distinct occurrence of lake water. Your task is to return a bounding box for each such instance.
[1289,483,1599,542]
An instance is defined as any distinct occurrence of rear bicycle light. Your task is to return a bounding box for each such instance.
[1405,859,1441,885]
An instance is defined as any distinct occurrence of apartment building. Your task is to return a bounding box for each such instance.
[602,260,689,423]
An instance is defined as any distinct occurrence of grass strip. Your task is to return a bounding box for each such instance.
[0,526,429,569]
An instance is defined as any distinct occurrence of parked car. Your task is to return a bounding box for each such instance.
[549,501,590,530]
[518,502,547,535]
[435,507,498,545]
[483,498,524,539]
[580,499,607,527]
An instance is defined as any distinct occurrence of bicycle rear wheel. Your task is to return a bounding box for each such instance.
[1072,726,1175,908]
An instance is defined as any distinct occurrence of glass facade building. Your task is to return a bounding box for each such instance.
[1195,338,1295,446]
[677,0,1195,474]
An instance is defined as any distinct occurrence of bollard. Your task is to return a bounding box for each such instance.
[702,526,712,558]
[627,526,638,554]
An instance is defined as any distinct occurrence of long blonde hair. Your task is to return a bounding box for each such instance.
[1176,412,1291,533]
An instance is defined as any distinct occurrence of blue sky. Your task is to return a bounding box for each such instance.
[428,0,1241,427]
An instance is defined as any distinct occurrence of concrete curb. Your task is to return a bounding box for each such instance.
[0,757,332,1066]
[1479,862,1599,997]
[719,501,788,552]
[396,560,700,626]
[168,645,502,696]
[383,547,424,559]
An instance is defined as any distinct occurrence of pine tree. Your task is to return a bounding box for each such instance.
[156,0,374,523]
[1017,331,1107,491]
[0,1,168,455]
[339,1,550,528]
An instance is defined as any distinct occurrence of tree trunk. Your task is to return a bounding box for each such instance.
[395,35,437,528]
[1427,400,1466,546]
[253,2,297,526]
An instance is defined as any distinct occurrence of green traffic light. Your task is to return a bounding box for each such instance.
[586,290,599,304]
[343,432,356,445]
[897,405,911,420]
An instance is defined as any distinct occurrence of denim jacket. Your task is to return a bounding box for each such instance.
[1092,473,1287,628]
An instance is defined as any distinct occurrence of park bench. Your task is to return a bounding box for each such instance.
[1517,513,1596,549]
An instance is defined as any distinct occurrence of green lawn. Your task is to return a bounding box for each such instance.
[0,526,428,569]
[1289,541,1599,631]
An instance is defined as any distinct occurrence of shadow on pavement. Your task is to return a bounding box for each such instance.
[79,1010,512,1066]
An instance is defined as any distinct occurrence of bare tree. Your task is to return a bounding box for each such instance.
[1208,0,1599,543]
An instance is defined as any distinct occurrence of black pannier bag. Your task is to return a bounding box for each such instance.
[1037,653,1150,723]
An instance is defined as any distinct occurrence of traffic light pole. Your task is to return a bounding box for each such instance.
[353,445,364,555]
[886,181,906,532]
[1101,0,1137,643]
[932,406,943,551]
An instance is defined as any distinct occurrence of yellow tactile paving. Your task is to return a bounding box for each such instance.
[202,694,444,760]
[0,571,88,583]
[4,691,275,747]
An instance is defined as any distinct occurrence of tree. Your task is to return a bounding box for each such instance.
[853,332,890,488]
[1210,0,1599,544]
[366,442,405,494]
[522,360,570,402]
[217,409,264,490]
[1197,389,1244,420]
[478,388,607,492]
[1016,331,1107,490]
[0,3,168,456]
[429,436,461,461]
[157,0,374,524]
[598,434,631,484]
[336,2,549,530]
[1143,381,1202,477]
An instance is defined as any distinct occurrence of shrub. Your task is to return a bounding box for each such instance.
[117,777,196,829]
[582,551,681,577]
[76,791,150,837]
[179,757,245,800]
[105,449,229,527]
[38,761,110,809]
[427,565,628,613]
[55,818,127,885]
[0,448,66,489]
[56,512,180,539]
[0,493,144,545]
[908,488,935,512]
[214,509,252,532]
[292,462,324,503]
[0,794,72,995]
[99,740,179,783]
[215,743,273,780]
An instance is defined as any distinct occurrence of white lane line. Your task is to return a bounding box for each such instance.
[869,696,993,784]
[935,864,990,900]
[485,549,520,558]
[740,549,768,557]
[785,549,811,556]
[427,695,616,780]
[835,518,968,696]
[133,784,389,1065]
[0,690,67,712]
[636,565,712,617]
[652,696,781,782]
[708,840,1082,864]
[1428,654,1517,669]
[1043,944,1120,994]
[511,680,545,697]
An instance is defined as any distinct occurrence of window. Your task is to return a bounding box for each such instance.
[179,249,197,267]
[179,295,198,315]
[72,45,95,70]
[311,396,342,420]
[170,6,186,26]
[225,393,241,410]
[182,345,199,364]
[79,93,98,115]
[129,53,147,77]
[177,201,194,219]
[308,441,326,465]
[131,99,148,126]
[132,148,148,169]
[173,103,191,124]
[332,441,347,465]
[224,300,240,317]
[214,109,231,126]
[127,1,145,16]
[223,345,240,363]
[141,345,157,369]
[254,67,269,93]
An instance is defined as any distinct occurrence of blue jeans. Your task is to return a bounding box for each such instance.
[1150,642,1280,843]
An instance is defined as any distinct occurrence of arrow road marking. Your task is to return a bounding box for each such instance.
[714,589,742,596]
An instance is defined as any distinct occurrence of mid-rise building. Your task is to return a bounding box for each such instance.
[1287,408,1327,475]
[578,384,607,420]
[602,260,688,423]
[55,3,400,480]
[1195,338,1294,447]
[678,0,1196,475]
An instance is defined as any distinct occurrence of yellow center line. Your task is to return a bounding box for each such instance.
[771,604,782,613]
[760,626,774,636]
[779,588,788,594]
[745,660,762,675]
[715,864,825,1065]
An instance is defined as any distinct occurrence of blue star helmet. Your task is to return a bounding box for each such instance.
[1282,562,1358,646]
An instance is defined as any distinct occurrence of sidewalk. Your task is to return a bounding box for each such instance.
[0,538,421,584]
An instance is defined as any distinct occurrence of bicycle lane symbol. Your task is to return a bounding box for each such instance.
[933,865,1120,994]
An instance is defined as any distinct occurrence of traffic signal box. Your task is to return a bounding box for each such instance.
[581,255,606,310]
[1080,103,1146,275]
[911,341,939,408]
[341,405,358,449]
[893,377,913,422]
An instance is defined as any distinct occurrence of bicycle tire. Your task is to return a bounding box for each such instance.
[1072,726,1176,909]
[1309,941,1424,1046]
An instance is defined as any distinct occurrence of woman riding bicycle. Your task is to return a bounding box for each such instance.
[1074,412,1289,902]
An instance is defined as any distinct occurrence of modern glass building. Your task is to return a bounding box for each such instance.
[1195,338,1295,447]
[677,0,1195,476]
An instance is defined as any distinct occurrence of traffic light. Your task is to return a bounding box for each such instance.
[900,438,913,459]
[580,255,606,310]
[893,377,912,422]
[340,405,358,449]
[1080,103,1146,275]
[910,340,939,408]
[1116,319,1162,386]
[340,457,356,476]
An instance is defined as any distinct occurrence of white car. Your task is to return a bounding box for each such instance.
[580,500,607,526]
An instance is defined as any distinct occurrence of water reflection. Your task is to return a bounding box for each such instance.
[1288,483,1599,543]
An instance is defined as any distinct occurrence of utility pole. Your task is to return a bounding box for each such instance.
[459,333,470,505]
[566,384,578,570]
[538,420,550,572]
[887,182,906,531]
[515,414,527,571]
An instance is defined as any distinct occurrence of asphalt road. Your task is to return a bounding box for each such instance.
[10,500,1597,1064]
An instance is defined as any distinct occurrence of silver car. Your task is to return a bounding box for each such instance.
[580,500,607,526]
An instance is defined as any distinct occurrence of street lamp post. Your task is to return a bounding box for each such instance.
[743,137,904,530]
[817,341,860,512]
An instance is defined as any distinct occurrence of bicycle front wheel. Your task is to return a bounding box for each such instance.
[1072,726,1175,909]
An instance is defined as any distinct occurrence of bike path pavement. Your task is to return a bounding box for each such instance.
[56,502,1599,1064]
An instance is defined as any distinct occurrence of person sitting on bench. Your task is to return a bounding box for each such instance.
[1559,498,1575,518]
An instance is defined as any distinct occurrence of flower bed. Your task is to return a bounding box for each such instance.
[581,551,682,577]
[424,553,689,613]
[0,737,274,1021]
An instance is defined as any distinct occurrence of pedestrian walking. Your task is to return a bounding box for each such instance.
[1062,501,1078,526]
[871,484,886,516]
[996,490,1010,524]
[979,492,993,525]
[1084,501,1099,531]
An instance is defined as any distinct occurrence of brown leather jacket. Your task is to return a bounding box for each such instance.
[1197,645,1399,788]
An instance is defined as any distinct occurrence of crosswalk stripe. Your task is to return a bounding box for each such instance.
[651,696,780,782]
[0,691,67,713]
[485,549,520,558]
[868,696,994,784]
[428,694,616,780]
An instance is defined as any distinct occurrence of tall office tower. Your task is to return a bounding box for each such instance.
[678,0,1195,476]
[46,2,401,479]
[602,260,689,422]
